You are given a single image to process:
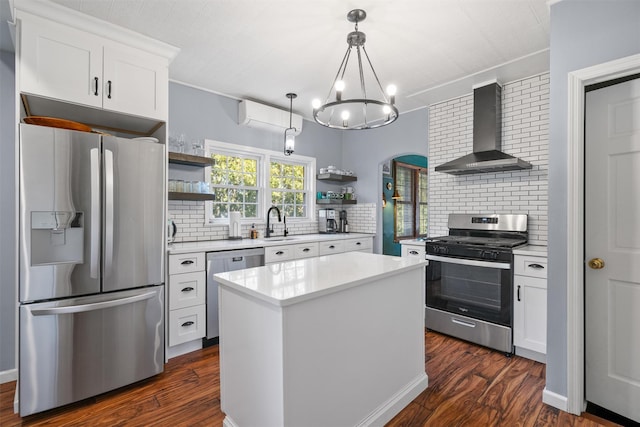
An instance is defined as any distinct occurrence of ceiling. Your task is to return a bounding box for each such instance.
[2,0,551,121]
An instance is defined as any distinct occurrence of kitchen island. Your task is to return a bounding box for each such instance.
[214,252,428,427]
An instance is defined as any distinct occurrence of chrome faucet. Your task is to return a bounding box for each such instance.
[266,206,281,238]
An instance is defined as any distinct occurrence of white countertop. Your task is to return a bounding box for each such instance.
[168,233,374,254]
[513,244,548,256]
[214,251,427,307]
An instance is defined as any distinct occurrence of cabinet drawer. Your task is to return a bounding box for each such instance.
[319,240,345,256]
[265,245,295,264]
[343,237,373,253]
[401,245,425,259]
[169,252,205,274]
[169,304,206,346]
[293,242,319,259]
[169,271,206,310]
[514,255,547,278]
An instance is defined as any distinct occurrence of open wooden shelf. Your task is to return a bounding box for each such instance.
[316,173,357,183]
[317,198,357,205]
[168,192,215,201]
[168,152,214,167]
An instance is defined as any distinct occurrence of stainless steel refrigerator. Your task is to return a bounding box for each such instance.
[18,123,166,416]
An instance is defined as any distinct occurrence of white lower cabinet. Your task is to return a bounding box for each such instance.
[319,240,345,255]
[513,249,547,362]
[168,252,206,347]
[343,237,373,253]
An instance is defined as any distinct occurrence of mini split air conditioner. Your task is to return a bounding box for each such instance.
[239,100,303,135]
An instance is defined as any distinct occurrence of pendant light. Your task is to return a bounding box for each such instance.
[312,9,398,130]
[284,93,297,156]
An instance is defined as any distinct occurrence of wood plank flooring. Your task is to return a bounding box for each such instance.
[0,331,620,426]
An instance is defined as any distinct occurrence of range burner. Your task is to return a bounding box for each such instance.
[426,235,526,249]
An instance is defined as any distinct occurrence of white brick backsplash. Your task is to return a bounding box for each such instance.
[168,201,377,242]
[428,73,549,246]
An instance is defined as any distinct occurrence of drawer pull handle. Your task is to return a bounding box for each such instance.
[329,245,335,249]
[181,321,194,327]
[452,318,476,328]
[181,260,194,265]
[303,248,310,252]
[517,285,521,301]
[107,80,112,99]
[528,263,544,270]
[181,287,194,292]
[409,250,419,255]
[94,77,99,96]
[356,242,361,245]
[276,251,284,255]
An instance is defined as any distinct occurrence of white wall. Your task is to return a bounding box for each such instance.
[547,0,640,400]
[428,74,549,246]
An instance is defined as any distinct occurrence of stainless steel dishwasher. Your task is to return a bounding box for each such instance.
[205,248,265,344]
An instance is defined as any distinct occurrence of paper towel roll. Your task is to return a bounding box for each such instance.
[229,211,242,238]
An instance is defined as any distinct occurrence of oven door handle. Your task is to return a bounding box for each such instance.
[425,254,511,270]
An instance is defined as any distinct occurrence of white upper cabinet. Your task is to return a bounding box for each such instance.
[17,8,176,121]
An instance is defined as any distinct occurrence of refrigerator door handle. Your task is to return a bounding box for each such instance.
[29,290,156,316]
[90,148,100,279]
[104,149,114,276]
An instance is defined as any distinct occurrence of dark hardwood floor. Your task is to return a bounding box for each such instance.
[1,331,619,426]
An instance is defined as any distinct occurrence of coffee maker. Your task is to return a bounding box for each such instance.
[339,210,349,233]
[318,208,337,233]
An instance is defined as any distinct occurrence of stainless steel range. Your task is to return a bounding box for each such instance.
[425,214,527,354]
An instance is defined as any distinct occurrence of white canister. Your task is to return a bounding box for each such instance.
[229,211,242,239]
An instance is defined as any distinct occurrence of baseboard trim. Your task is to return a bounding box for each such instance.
[357,372,429,427]
[543,387,568,411]
[0,368,17,384]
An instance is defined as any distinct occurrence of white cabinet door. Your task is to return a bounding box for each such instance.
[293,242,319,259]
[19,15,103,108]
[319,240,345,256]
[401,244,425,259]
[168,271,206,310]
[513,274,547,354]
[343,237,373,253]
[103,43,168,120]
[265,245,295,264]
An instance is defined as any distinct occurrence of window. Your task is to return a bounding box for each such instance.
[270,160,307,218]
[210,152,260,219]
[394,161,428,240]
[204,140,315,223]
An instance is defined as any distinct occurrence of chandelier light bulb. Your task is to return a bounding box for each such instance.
[312,98,322,110]
[341,110,350,120]
[335,80,346,92]
[386,84,397,96]
[383,105,391,114]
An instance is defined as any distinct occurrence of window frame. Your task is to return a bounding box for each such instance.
[204,139,316,225]
[393,160,428,241]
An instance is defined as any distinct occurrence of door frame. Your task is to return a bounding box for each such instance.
[565,53,640,415]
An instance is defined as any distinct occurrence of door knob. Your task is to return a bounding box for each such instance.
[588,258,605,269]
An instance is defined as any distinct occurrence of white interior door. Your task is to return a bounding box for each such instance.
[585,77,640,423]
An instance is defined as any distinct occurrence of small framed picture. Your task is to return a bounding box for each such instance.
[382,161,391,175]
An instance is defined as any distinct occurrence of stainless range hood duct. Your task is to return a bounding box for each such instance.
[435,83,532,175]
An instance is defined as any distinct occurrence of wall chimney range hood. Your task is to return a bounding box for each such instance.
[435,82,532,175]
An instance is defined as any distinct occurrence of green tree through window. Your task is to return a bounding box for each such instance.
[270,161,306,218]
[210,153,259,219]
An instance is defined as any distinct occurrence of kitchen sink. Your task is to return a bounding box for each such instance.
[265,237,298,242]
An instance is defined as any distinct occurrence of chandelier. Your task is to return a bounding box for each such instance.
[312,9,398,130]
